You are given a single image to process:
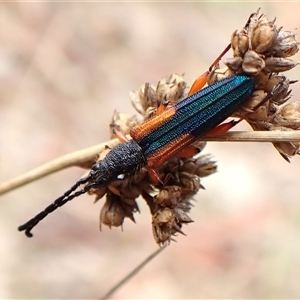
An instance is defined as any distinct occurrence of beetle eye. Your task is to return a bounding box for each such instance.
[91,163,101,171]
[117,174,125,180]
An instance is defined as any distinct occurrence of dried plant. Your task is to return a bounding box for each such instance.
[80,10,299,245]
[88,73,217,245]
[1,10,300,247]
[209,9,300,161]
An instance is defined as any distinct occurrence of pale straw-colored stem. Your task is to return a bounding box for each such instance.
[0,138,120,196]
[202,130,300,142]
[1,131,299,196]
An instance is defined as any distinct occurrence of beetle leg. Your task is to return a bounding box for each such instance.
[177,145,201,158]
[147,167,163,184]
[112,127,128,143]
[188,71,210,96]
[188,44,231,96]
[206,120,240,135]
[155,100,169,116]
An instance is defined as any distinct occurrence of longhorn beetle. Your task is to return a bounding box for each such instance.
[22,30,289,237]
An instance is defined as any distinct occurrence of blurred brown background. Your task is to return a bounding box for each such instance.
[1,2,300,299]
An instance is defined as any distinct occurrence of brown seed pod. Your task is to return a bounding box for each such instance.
[173,207,193,224]
[207,67,234,86]
[242,50,265,75]
[90,186,108,203]
[264,75,285,93]
[232,89,268,120]
[231,29,249,57]
[99,192,139,229]
[274,101,300,129]
[265,57,298,73]
[131,73,186,119]
[154,186,182,207]
[253,69,271,90]
[270,30,299,57]
[193,155,217,177]
[109,178,141,199]
[109,111,138,138]
[224,57,243,72]
[138,83,158,113]
[100,193,126,229]
[152,207,183,245]
[273,136,300,161]
[156,73,186,105]
[268,78,292,106]
[249,14,277,54]
[179,172,203,197]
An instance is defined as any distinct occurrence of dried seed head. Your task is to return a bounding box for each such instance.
[209,9,299,161]
[100,192,139,229]
[130,73,186,119]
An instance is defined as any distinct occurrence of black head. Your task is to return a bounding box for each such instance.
[90,139,147,187]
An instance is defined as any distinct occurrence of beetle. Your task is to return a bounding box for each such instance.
[18,47,257,238]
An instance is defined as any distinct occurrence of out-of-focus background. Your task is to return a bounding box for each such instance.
[1,2,300,299]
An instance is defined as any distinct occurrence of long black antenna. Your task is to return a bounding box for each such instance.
[18,174,94,237]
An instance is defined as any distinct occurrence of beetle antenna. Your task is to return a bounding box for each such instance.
[18,174,95,238]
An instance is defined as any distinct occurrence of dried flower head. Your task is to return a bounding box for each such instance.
[85,72,217,245]
[211,8,300,161]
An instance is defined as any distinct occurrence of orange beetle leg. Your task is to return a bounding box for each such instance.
[206,119,241,136]
[155,100,169,116]
[177,145,201,158]
[147,167,163,185]
[112,128,128,143]
[188,43,231,96]
[188,71,210,96]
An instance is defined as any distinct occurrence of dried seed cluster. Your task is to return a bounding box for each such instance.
[209,9,300,161]
[88,73,217,245]
[88,10,299,245]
